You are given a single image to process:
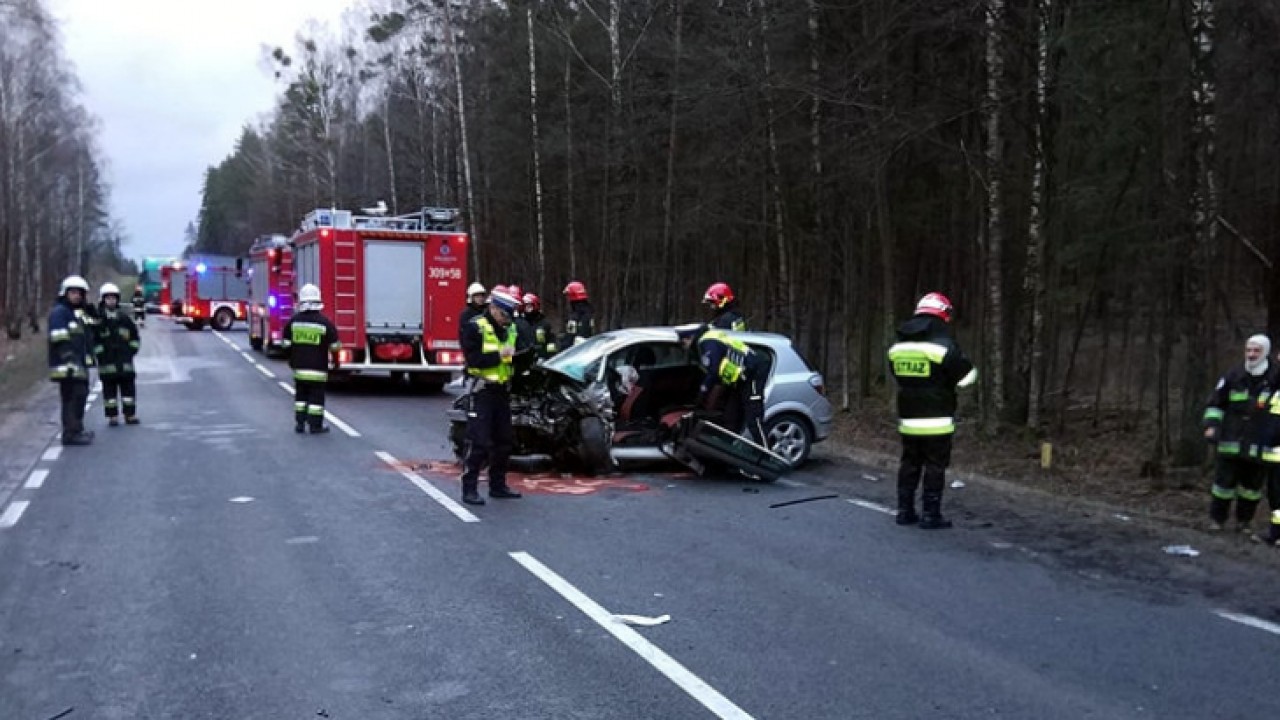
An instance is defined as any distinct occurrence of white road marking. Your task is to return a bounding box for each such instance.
[277,381,294,394]
[510,551,755,720]
[847,498,895,516]
[87,393,98,402]
[775,478,803,488]
[24,469,50,489]
[42,446,62,462]
[324,412,361,437]
[375,451,479,523]
[1214,610,1280,637]
[229,496,255,503]
[255,364,275,378]
[0,501,30,529]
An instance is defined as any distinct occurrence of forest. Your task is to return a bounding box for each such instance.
[105,0,1280,469]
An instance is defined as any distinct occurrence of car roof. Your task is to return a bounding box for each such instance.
[603,326,797,349]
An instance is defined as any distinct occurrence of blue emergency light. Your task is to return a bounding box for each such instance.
[267,294,278,309]
[196,262,207,274]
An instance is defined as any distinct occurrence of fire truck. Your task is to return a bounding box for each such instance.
[173,255,251,331]
[158,261,187,318]
[247,235,294,356]
[288,206,467,389]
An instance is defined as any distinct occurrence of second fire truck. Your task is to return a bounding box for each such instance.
[247,234,293,356]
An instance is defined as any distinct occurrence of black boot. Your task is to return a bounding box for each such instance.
[490,485,522,499]
[896,488,919,526]
[295,421,306,434]
[462,487,485,505]
[309,424,331,434]
[1208,496,1231,531]
[1236,498,1261,534]
[919,492,952,530]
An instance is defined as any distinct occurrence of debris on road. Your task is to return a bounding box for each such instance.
[228,496,254,503]
[769,494,838,509]
[46,708,74,720]
[1113,513,1132,522]
[1163,545,1200,557]
[861,473,880,482]
[951,480,966,489]
[612,614,671,627]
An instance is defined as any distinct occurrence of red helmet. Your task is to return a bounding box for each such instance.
[523,293,541,313]
[915,292,954,323]
[703,282,734,309]
[563,281,588,301]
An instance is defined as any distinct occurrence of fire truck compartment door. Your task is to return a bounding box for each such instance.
[364,240,424,332]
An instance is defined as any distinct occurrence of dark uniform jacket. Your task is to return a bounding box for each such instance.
[886,315,977,436]
[282,309,340,379]
[131,293,146,313]
[47,298,93,381]
[526,311,557,358]
[459,304,485,335]
[94,306,140,378]
[561,300,595,348]
[1204,363,1279,462]
[709,304,747,332]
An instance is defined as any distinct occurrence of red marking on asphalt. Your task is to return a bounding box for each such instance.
[413,460,652,496]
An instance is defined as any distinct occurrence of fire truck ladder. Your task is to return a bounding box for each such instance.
[333,233,359,337]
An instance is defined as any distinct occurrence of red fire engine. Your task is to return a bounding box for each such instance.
[158,261,187,318]
[174,255,250,331]
[247,235,293,356]
[288,206,467,388]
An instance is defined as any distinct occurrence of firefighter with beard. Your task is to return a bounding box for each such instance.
[703,282,747,331]
[282,284,341,434]
[561,280,595,347]
[93,283,141,426]
[47,275,95,446]
[523,292,557,359]
[1204,334,1277,534]
[458,288,524,506]
[887,292,977,530]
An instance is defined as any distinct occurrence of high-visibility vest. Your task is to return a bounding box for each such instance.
[467,317,517,384]
[700,329,752,385]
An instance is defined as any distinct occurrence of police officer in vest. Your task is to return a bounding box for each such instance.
[887,292,977,529]
[48,275,95,446]
[459,288,524,505]
[94,283,141,426]
[678,323,765,445]
[1203,334,1276,533]
[282,284,341,434]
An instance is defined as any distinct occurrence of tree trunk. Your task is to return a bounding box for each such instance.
[383,92,398,215]
[1024,0,1052,431]
[984,0,1007,422]
[527,8,547,290]
[757,0,796,336]
[659,0,683,325]
[442,0,481,280]
[876,163,896,385]
[564,54,577,280]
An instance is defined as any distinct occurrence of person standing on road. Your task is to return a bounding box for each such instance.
[93,283,141,426]
[459,282,487,334]
[887,292,977,530]
[458,288,524,506]
[677,323,765,445]
[48,275,95,446]
[131,286,146,328]
[1203,334,1276,533]
[704,282,747,331]
[561,280,595,348]
[523,293,557,359]
[282,284,341,434]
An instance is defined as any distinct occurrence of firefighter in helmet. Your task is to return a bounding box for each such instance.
[887,292,977,529]
[704,282,747,331]
[131,286,146,327]
[677,323,765,445]
[282,283,341,434]
[1203,334,1276,534]
[524,293,557,359]
[561,280,595,348]
[48,275,94,445]
[460,281,487,334]
[458,287,524,505]
[93,282,141,426]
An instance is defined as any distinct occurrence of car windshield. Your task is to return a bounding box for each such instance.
[541,335,612,382]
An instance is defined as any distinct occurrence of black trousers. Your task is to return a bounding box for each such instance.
[461,387,514,492]
[101,374,137,418]
[898,434,953,503]
[59,379,89,436]
[705,374,765,445]
[1211,457,1267,524]
[294,379,327,427]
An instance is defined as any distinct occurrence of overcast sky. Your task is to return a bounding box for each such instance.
[50,0,356,261]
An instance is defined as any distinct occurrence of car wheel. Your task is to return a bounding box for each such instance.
[576,417,612,476]
[765,413,812,467]
[212,308,235,331]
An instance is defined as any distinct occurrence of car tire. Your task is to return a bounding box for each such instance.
[212,308,235,331]
[764,413,813,467]
[250,336,263,352]
[185,320,205,331]
[576,417,612,476]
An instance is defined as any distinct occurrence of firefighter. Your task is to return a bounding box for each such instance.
[677,323,765,445]
[131,286,146,327]
[458,287,524,505]
[887,292,977,530]
[704,282,747,331]
[1203,334,1276,533]
[93,283,141,426]
[524,293,558,359]
[561,280,595,347]
[48,275,94,446]
[282,283,341,434]
[459,282,487,333]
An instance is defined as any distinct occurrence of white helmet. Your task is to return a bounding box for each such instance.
[466,282,486,297]
[298,283,322,309]
[59,275,90,296]
[99,282,120,299]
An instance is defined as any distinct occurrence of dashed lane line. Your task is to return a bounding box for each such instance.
[847,498,895,516]
[1214,610,1280,637]
[511,551,755,720]
[273,380,360,437]
[24,469,49,490]
[0,501,30,529]
[375,451,479,523]
[41,446,62,462]
[255,364,275,378]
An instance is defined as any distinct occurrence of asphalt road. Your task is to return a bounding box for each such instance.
[0,323,1276,719]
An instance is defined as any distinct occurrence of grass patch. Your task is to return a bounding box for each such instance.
[0,333,50,407]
